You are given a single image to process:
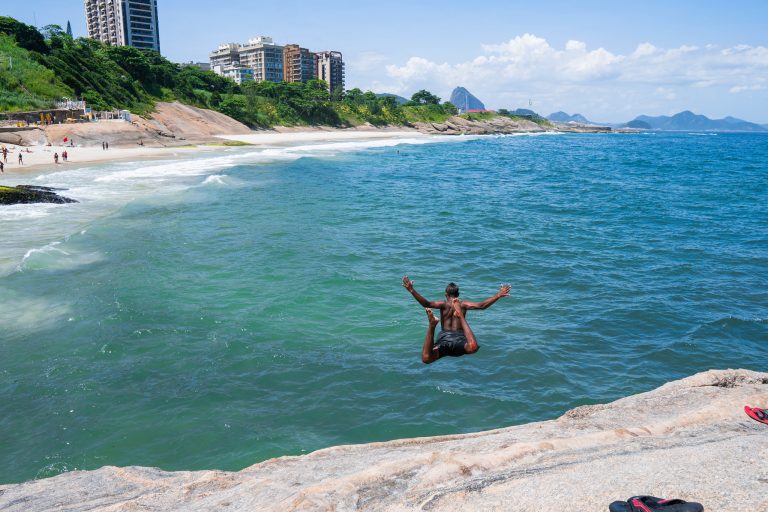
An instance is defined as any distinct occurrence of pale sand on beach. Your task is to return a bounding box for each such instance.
[0,130,428,177]
[0,143,219,176]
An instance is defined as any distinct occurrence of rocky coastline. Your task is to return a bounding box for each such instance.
[1,369,765,511]
[410,115,611,135]
[0,103,609,153]
[0,185,77,205]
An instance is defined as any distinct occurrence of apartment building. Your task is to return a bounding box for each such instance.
[210,43,242,70]
[239,37,284,83]
[215,66,254,85]
[83,0,160,52]
[121,0,161,51]
[316,51,345,93]
[283,44,317,83]
[84,0,125,46]
[208,38,345,90]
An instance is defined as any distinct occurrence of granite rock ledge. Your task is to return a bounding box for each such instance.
[1,369,766,511]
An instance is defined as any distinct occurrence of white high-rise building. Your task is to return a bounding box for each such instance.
[84,0,161,52]
[239,37,284,83]
[84,0,125,47]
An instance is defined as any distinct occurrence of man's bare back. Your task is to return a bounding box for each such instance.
[403,276,511,364]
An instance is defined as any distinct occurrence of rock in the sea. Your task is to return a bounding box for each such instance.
[0,369,766,511]
[0,185,78,205]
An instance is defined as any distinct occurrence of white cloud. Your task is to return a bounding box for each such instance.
[655,87,676,100]
[729,84,766,93]
[373,34,768,118]
[348,52,389,72]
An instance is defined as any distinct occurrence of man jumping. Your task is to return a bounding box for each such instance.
[402,276,511,364]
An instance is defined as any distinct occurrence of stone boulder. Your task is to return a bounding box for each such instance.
[0,185,78,205]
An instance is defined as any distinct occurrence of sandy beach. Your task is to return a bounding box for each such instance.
[0,143,221,175]
[0,129,424,177]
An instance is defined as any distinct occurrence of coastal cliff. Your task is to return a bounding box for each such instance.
[1,369,765,511]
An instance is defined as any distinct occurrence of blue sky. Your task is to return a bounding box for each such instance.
[5,1,768,122]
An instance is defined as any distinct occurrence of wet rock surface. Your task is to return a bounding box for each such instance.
[0,185,78,205]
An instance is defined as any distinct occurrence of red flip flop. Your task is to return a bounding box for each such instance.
[744,406,768,425]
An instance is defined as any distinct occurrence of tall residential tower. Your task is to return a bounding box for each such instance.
[316,51,345,93]
[283,44,317,83]
[84,0,161,52]
[239,37,284,83]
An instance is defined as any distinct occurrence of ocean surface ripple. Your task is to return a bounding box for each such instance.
[1,132,766,483]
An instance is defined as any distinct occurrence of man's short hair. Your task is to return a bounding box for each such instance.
[445,282,459,297]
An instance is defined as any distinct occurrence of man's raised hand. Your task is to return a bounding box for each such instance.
[402,275,415,291]
[498,283,511,297]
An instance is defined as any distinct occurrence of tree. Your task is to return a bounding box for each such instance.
[380,95,398,110]
[343,87,363,104]
[41,24,64,40]
[497,108,510,115]
[411,89,440,105]
[330,84,344,102]
[0,16,48,53]
[441,101,458,115]
[100,46,151,86]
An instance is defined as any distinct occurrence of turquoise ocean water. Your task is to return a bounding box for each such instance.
[1,132,766,483]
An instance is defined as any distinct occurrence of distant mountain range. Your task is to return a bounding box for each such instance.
[631,111,766,132]
[450,87,485,111]
[547,111,595,125]
[548,110,767,131]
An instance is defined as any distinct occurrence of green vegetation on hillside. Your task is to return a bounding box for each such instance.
[0,16,551,130]
[0,33,72,111]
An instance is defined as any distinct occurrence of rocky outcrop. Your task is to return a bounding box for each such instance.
[449,87,485,112]
[0,185,77,205]
[412,115,547,135]
[1,369,766,511]
[0,102,253,149]
[411,116,612,135]
[0,127,49,146]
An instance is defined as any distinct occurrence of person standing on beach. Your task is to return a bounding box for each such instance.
[54,152,59,164]
[102,142,105,150]
[2,146,7,163]
[105,141,109,150]
[1,161,4,173]
[18,152,23,165]
[403,276,511,364]
[62,150,68,162]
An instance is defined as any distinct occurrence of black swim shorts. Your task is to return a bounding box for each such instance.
[435,330,471,358]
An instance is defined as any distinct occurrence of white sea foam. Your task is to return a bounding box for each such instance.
[0,294,72,332]
[16,240,103,273]
[491,131,563,138]
[2,134,467,277]
[0,203,59,221]
[201,174,228,186]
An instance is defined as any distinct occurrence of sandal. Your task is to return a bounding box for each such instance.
[745,405,768,425]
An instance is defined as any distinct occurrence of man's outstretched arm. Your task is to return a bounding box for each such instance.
[403,276,444,308]
[463,283,511,310]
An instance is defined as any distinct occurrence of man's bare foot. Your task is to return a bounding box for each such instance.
[451,298,464,318]
[425,308,439,328]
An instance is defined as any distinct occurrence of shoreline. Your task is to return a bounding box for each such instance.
[0,369,765,511]
[0,128,427,177]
